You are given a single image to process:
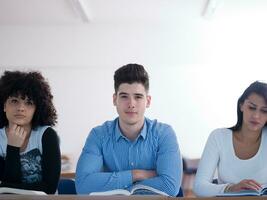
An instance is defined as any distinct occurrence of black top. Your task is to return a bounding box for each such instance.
[0,127,61,194]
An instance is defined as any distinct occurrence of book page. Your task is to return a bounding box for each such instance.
[217,189,260,197]
[131,184,169,196]
[260,184,267,195]
[0,187,46,195]
[89,189,130,196]
[217,183,267,197]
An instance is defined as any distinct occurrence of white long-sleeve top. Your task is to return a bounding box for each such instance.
[193,127,267,197]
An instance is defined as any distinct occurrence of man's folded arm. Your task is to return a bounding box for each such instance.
[75,130,133,194]
[138,127,182,196]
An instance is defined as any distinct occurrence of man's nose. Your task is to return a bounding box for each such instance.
[128,98,135,108]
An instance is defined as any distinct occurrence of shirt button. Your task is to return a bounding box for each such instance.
[131,162,134,166]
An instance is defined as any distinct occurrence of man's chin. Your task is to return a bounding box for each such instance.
[123,118,139,125]
[125,121,138,125]
[119,116,143,126]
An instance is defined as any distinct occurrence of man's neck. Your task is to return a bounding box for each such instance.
[118,118,145,141]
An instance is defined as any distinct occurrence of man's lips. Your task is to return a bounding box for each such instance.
[125,111,137,114]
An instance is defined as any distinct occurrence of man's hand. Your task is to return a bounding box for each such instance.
[228,179,262,192]
[132,169,157,182]
[6,124,27,147]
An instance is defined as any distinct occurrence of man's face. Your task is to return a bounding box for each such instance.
[113,83,151,127]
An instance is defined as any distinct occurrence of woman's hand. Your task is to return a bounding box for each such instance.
[228,179,262,192]
[6,124,26,147]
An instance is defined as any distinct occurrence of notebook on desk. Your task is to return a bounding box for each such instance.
[89,184,169,196]
[217,184,267,197]
[0,187,46,195]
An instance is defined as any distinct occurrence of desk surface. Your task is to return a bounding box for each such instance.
[0,195,266,200]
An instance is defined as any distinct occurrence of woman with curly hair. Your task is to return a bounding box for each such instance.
[0,71,61,194]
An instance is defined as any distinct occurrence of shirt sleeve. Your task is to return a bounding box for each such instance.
[193,130,228,197]
[0,156,4,181]
[137,126,182,197]
[0,127,61,194]
[2,145,22,183]
[75,129,133,194]
[40,127,61,194]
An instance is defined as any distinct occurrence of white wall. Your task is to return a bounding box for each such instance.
[1,1,267,170]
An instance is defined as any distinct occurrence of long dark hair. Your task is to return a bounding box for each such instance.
[230,81,267,131]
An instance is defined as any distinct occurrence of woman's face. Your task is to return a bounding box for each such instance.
[240,93,267,132]
[4,95,36,128]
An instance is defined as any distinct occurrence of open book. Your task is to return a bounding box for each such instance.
[89,184,169,196]
[0,187,47,195]
[217,184,267,197]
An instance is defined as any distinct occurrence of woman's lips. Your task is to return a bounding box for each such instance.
[14,114,26,118]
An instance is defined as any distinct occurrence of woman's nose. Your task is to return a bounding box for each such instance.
[253,110,260,119]
[17,102,25,111]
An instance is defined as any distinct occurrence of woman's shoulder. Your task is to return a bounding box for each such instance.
[32,126,56,138]
[261,127,267,143]
[209,128,232,140]
[42,127,58,139]
[0,127,5,137]
[262,127,267,134]
[41,127,59,148]
[43,126,56,134]
[203,128,232,151]
[35,126,58,144]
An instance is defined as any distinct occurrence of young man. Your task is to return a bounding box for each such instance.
[75,64,182,196]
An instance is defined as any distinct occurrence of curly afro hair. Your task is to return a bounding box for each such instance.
[0,70,57,129]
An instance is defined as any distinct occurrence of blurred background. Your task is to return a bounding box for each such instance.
[0,1,267,183]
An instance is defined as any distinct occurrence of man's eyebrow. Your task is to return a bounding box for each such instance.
[118,92,128,96]
[134,93,144,96]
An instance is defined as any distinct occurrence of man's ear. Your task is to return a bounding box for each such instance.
[113,93,117,106]
[146,95,151,108]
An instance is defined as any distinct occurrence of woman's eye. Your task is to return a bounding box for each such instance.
[26,101,34,106]
[10,99,18,104]
[248,106,256,110]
